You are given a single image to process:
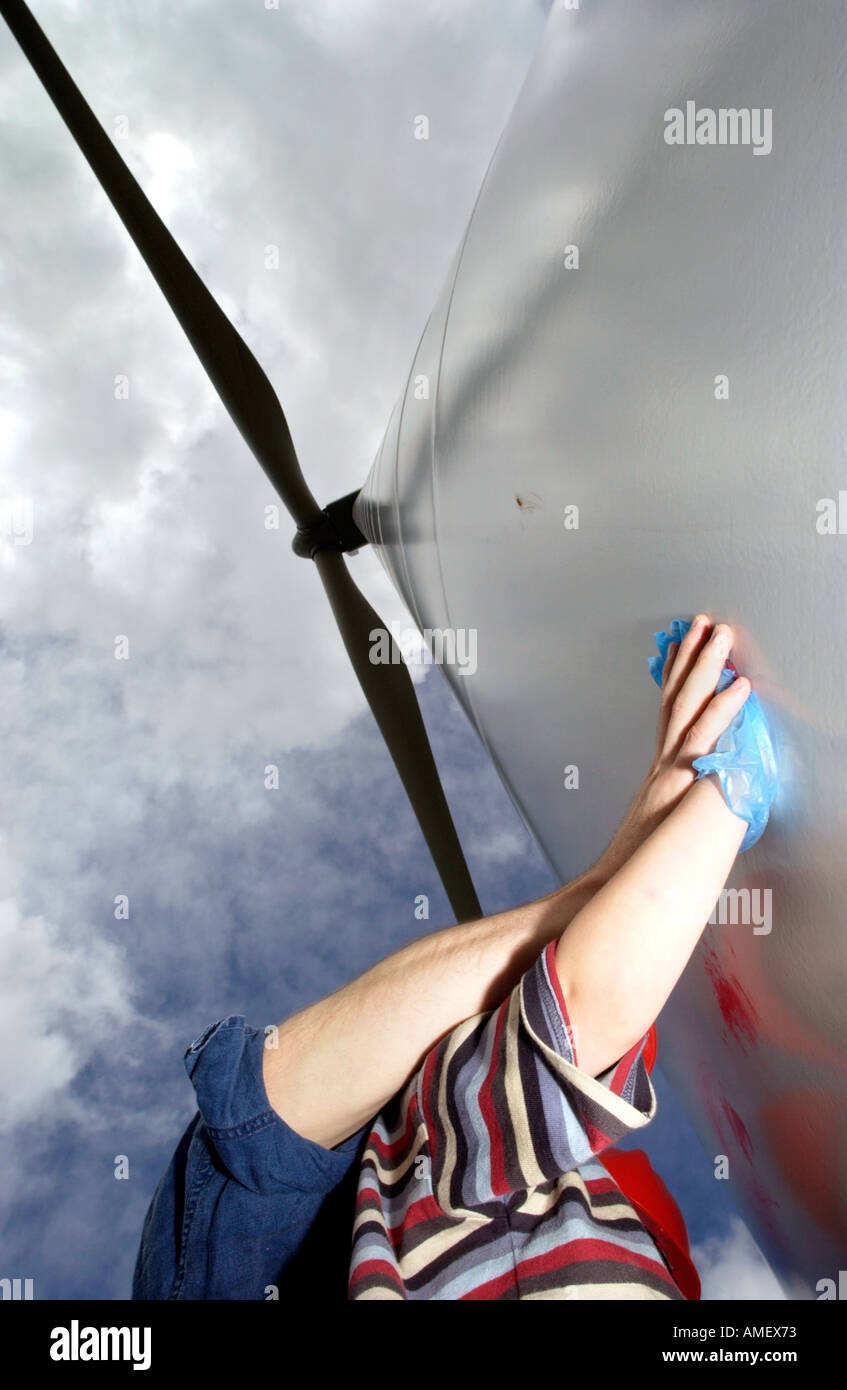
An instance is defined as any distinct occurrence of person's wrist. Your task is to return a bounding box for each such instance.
[643,760,693,816]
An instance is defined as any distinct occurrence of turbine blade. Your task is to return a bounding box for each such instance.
[0,0,321,525]
[2,0,482,924]
[314,548,482,923]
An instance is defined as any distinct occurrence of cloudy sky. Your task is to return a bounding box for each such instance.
[0,0,784,1300]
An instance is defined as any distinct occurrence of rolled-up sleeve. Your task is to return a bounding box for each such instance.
[184,1016,364,1194]
[133,1015,367,1300]
[420,940,656,1216]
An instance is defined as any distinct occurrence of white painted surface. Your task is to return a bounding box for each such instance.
[355,0,847,1293]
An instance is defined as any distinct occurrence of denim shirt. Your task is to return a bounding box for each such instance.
[132,1016,370,1300]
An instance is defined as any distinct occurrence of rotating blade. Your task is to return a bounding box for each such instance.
[314,548,482,923]
[0,0,321,527]
[1,0,482,923]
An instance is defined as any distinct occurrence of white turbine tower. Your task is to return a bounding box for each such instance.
[3,0,845,1298]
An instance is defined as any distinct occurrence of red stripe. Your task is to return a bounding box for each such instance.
[388,1194,443,1231]
[460,1268,518,1300]
[518,1236,674,1279]
[609,1022,658,1095]
[584,1174,626,1195]
[352,1188,442,1250]
[355,1184,382,1207]
[544,939,578,1065]
[362,1175,622,1216]
[368,1098,418,1159]
[461,1237,676,1300]
[348,1258,405,1293]
[368,1131,409,1160]
[476,997,511,1197]
[609,1038,641,1097]
[584,1115,612,1153]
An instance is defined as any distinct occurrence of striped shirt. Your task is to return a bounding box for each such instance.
[349,939,688,1300]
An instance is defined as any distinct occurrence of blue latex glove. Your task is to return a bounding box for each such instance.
[648,617,778,851]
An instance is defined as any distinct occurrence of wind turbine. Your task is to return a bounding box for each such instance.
[0,0,481,925]
[5,0,847,1299]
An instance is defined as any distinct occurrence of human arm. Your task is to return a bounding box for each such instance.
[264,615,753,1148]
[553,617,752,1077]
[555,771,746,1079]
[262,867,603,1150]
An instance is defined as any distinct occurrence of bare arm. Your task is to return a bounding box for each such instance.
[555,771,746,1078]
[262,869,603,1149]
[264,615,753,1148]
[555,616,753,1076]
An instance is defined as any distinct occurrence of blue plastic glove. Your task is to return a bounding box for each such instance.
[648,617,778,851]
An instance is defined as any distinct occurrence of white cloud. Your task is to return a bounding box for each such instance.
[693,1217,792,1300]
[0,833,145,1131]
[0,0,556,1295]
[0,0,545,758]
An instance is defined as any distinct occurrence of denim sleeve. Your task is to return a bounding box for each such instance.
[132,1015,368,1299]
[184,1015,367,1193]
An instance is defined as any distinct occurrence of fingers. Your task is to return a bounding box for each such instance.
[660,641,679,688]
[679,670,750,762]
[661,614,711,702]
[656,614,712,749]
[664,619,744,754]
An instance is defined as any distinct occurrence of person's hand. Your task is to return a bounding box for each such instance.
[589,615,751,885]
